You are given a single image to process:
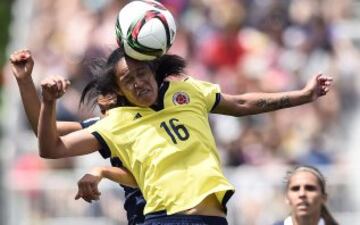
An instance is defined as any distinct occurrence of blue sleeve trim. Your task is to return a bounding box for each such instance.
[110,157,123,167]
[81,117,100,128]
[221,190,234,214]
[91,131,111,159]
[210,93,221,112]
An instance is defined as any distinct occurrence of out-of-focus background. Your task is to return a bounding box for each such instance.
[1,0,360,224]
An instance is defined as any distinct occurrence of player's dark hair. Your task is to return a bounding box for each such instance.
[285,165,339,225]
[80,47,128,109]
[80,48,187,109]
[151,54,187,86]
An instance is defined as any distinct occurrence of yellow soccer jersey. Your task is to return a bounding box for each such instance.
[87,77,235,215]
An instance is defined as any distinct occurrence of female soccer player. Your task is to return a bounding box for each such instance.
[9,49,145,225]
[36,47,332,225]
[273,166,339,225]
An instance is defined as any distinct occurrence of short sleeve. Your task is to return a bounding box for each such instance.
[190,78,221,112]
[86,120,112,159]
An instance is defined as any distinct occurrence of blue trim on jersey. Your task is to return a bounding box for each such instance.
[221,189,234,213]
[80,117,100,128]
[210,93,221,112]
[92,131,111,158]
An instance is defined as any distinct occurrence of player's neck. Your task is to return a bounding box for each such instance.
[292,214,323,225]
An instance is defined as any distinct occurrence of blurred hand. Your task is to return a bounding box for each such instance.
[9,49,34,80]
[97,93,118,115]
[40,76,70,102]
[75,168,103,203]
[303,74,333,101]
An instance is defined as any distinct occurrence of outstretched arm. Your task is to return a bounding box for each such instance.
[38,76,99,158]
[9,49,83,135]
[213,74,333,116]
[75,166,137,203]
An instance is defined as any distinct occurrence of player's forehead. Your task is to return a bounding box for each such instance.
[116,57,150,77]
[288,171,319,187]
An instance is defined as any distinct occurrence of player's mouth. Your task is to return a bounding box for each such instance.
[137,89,150,97]
[296,202,309,209]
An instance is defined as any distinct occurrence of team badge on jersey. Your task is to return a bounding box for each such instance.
[172,92,190,105]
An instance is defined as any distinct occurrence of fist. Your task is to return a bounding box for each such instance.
[304,74,333,101]
[40,76,71,102]
[9,49,34,80]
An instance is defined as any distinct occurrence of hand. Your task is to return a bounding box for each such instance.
[97,93,118,115]
[9,49,34,81]
[75,168,103,203]
[303,74,333,101]
[40,76,71,102]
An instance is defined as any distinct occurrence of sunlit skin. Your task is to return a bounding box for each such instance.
[286,171,327,225]
[115,57,158,107]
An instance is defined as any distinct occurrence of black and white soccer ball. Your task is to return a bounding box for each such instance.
[115,0,176,61]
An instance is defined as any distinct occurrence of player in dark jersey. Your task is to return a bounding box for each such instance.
[78,116,146,225]
[272,166,338,225]
[9,49,145,225]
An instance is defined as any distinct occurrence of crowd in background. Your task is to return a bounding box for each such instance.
[2,0,360,224]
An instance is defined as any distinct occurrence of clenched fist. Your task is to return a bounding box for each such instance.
[40,76,71,102]
[9,49,34,81]
[303,74,333,101]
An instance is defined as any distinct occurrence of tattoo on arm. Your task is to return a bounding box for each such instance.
[256,96,292,111]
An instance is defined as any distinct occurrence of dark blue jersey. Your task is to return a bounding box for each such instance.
[81,118,146,225]
[272,217,324,225]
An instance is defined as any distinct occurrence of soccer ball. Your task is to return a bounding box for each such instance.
[115,0,176,61]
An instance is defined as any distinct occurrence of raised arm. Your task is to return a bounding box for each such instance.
[9,49,83,135]
[75,166,137,203]
[38,76,100,158]
[213,74,333,116]
[10,49,40,133]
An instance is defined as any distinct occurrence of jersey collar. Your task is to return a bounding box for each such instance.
[150,81,170,111]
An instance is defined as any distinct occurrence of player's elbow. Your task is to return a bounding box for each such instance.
[39,151,60,159]
[38,145,65,159]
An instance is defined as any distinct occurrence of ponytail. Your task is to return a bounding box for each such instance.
[321,205,339,225]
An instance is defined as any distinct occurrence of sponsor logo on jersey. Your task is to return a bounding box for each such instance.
[134,113,142,120]
[172,92,190,105]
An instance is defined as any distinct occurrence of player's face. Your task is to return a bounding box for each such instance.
[115,57,158,107]
[286,171,326,218]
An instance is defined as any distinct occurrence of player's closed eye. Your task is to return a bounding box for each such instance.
[290,185,300,192]
[304,185,318,192]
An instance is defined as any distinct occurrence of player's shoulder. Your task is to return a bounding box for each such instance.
[165,74,212,88]
[164,73,188,82]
